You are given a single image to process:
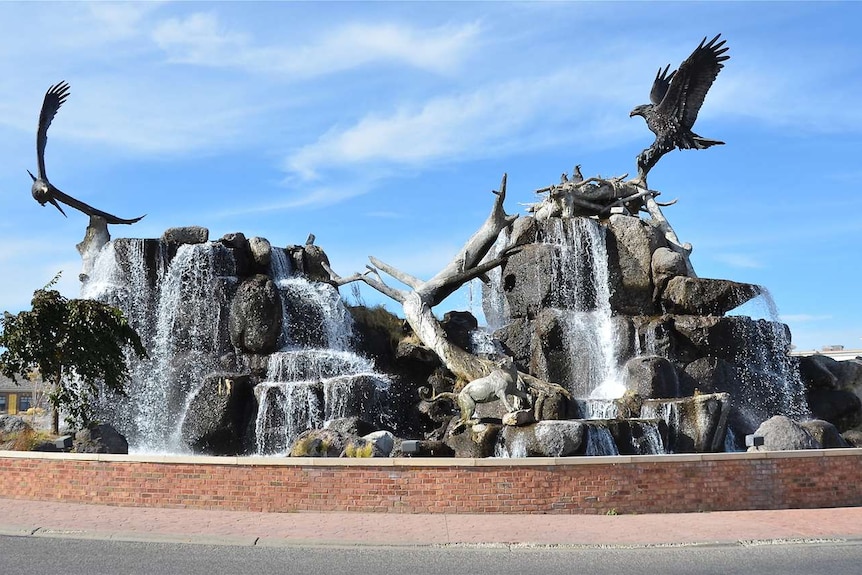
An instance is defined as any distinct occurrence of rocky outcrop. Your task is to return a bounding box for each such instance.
[497,420,585,457]
[162,226,209,245]
[623,355,680,398]
[660,277,761,316]
[72,424,129,454]
[642,393,730,453]
[229,275,282,353]
[748,415,819,451]
[180,373,256,455]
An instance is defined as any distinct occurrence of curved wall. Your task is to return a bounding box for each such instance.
[1,450,861,514]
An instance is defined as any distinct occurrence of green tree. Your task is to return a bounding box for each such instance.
[0,277,146,434]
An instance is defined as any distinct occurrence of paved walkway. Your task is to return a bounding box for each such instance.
[1,499,861,548]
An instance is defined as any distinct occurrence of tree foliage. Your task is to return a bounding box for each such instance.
[0,279,146,432]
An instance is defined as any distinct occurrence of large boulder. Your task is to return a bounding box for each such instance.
[0,415,33,435]
[180,373,256,455]
[642,393,730,453]
[623,355,680,398]
[496,420,585,457]
[161,226,209,245]
[748,415,820,451]
[444,422,502,458]
[441,311,479,352]
[799,419,849,448]
[660,277,761,316]
[248,237,272,270]
[496,243,559,319]
[651,247,689,296]
[228,274,282,353]
[606,214,662,315]
[806,388,862,432]
[72,424,128,454]
[289,428,350,457]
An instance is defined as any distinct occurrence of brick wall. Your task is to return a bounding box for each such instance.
[1,450,861,514]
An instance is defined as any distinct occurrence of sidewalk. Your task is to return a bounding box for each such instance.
[1,498,861,548]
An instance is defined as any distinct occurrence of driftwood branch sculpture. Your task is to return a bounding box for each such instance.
[326,174,569,402]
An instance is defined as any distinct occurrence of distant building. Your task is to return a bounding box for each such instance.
[790,345,862,362]
[0,374,45,415]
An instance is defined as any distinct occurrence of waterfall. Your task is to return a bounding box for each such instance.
[482,226,512,331]
[574,398,619,419]
[583,424,619,456]
[84,240,236,453]
[632,420,665,455]
[541,218,623,398]
[729,289,810,423]
[252,253,390,455]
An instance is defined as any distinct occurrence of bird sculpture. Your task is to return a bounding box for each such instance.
[29,81,145,224]
[630,34,730,185]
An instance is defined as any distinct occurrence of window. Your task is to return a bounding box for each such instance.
[0,394,6,413]
[18,395,31,412]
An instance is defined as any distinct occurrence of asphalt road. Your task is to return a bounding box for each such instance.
[2,535,861,575]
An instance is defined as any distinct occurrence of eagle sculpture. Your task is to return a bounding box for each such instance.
[630,34,729,184]
[29,81,145,225]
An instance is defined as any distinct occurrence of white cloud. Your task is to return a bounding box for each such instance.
[285,70,641,179]
[153,13,479,77]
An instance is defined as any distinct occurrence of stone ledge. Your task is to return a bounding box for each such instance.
[3,449,862,466]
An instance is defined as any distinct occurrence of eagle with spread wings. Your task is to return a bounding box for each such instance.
[28,81,145,225]
[630,34,730,184]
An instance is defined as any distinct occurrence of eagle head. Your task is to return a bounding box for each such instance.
[629,104,650,118]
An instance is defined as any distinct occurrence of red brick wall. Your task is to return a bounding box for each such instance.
[1,451,861,514]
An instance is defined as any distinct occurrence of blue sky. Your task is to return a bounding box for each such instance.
[0,2,860,353]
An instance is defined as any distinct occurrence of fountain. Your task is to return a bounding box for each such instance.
[74,178,857,458]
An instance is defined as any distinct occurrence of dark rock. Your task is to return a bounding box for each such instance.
[228,275,282,353]
[248,237,272,271]
[606,419,668,455]
[842,429,862,448]
[497,243,558,319]
[342,430,395,457]
[799,419,849,448]
[496,420,585,457]
[642,393,730,453]
[289,428,351,457]
[0,415,33,434]
[798,354,840,390]
[623,355,680,398]
[180,373,255,455]
[807,388,862,432]
[493,317,533,371]
[660,277,761,316]
[161,226,209,245]
[508,215,539,247]
[444,422,502,458]
[219,232,248,250]
[606,214,661,315]
[72,424,129,454]
[748,415,820,451]
[441,311,479,352]
[325,416,377,438]
[396,439,454,457]
[831,358,862,390]
[301,244,332,284]
[651,247,688,296]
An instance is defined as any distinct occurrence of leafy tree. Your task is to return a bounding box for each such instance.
[0,276,146,434]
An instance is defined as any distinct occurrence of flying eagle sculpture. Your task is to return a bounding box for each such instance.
[630,34,730,184]
[28,81,145,225]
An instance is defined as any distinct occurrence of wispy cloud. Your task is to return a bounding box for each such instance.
[285,69,642,179]
[153,13,480,77]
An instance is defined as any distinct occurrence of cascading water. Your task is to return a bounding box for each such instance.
[541,218,623,398]
[252,251,390,455]
[83,240,236,452]
[583,424,619,456]
[728,289,809,422]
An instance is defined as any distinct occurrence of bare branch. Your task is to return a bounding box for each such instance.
[368,256,423,289]
[322,262,408,303]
